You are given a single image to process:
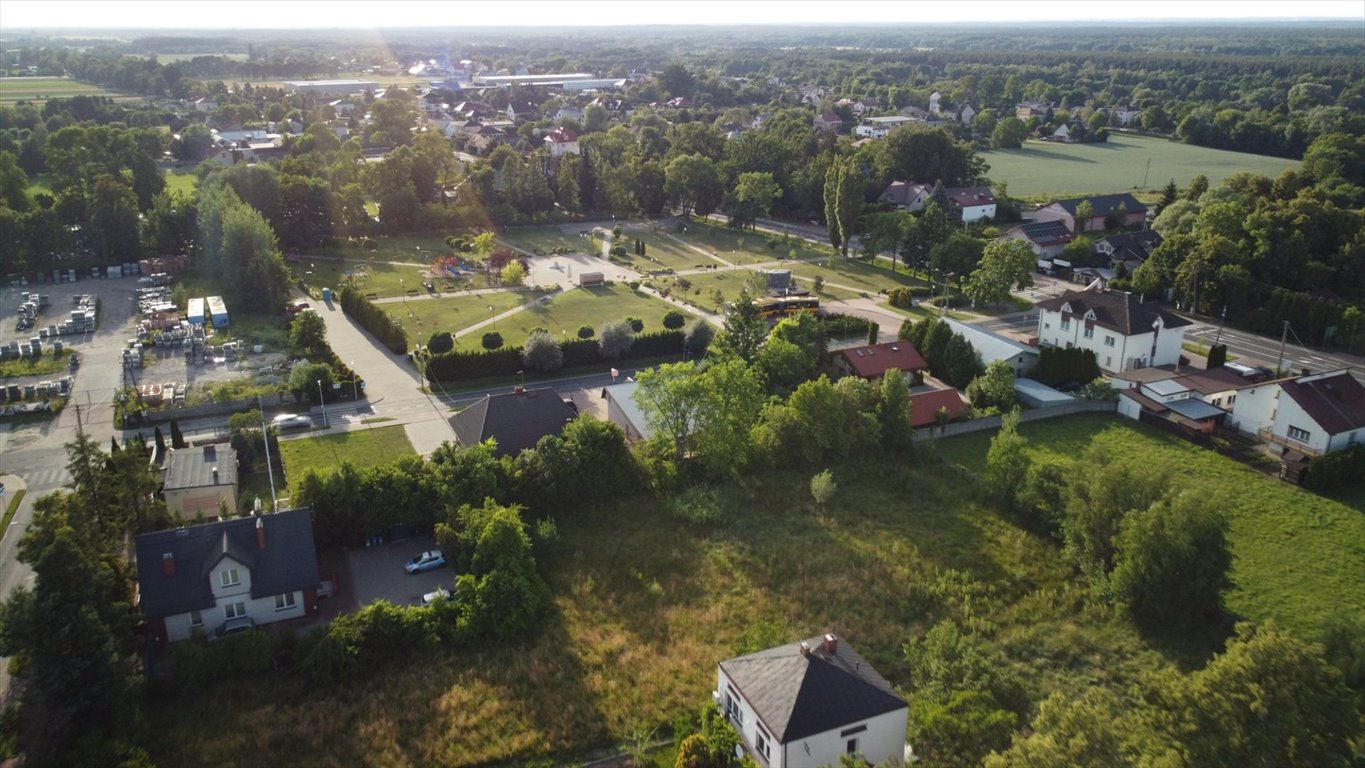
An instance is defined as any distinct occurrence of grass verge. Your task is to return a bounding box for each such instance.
[277,425,416,481]
[0,490,26,543]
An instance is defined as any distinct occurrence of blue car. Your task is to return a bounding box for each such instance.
[405,549,446,574]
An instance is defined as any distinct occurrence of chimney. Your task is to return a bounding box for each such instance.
[799,642,811,657]
[256,517,266,550]
[162,552,176,576]
[822,633,838,655]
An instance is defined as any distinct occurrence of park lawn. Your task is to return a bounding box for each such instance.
[313,233,459,264]
[140,456,1176,767]
[788,258,930,296]
[981,134,1298,200]
[0,76,129,104]
[395,289,545,341]
[628,227,726,272]
[291,257,431,300]
[673,221,829,265]
[488,284,680,342]
[499,227,598,257]
[277,426,415,482]
[649,270,762,313]
[932,412,1365,639]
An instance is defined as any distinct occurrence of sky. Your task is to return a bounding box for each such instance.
[1,0,1362,30]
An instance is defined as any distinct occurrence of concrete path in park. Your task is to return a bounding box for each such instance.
[308,293,456,455]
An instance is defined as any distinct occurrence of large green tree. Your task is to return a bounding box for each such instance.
[823,155,863,256]
[965,238,1035,308]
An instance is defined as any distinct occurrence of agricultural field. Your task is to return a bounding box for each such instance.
[277,425,415,482]
[149,52,249,63]
[0,76,133,104]
[982,134,1299,199]
[391,288,545,342]
[141,447,1199,766]
[934,413,1365,638]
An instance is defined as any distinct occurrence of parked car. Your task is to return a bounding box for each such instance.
[210,616,255,641]
[272,413,313,430]
[405,549,446,574]
[422,586,451,605]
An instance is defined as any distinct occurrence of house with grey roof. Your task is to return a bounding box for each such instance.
[163,443,239,520]
[604,380,653,443]
[717,633,909,767]
[449,387,578,457]
[943,318,1038,378]
[135,509,321,644]
[1035,287,1190,373]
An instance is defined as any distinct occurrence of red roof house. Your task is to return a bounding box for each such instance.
[837,342,928,380]
[908,388,970,428]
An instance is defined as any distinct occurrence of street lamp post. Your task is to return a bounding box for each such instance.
[317,379,328,428]
[350,360,358,400]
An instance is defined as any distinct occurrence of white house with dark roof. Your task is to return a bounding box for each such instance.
[1227,369,1365,456]
[717,634,909,768]
[878,181,931,212]
[1035,287,1190,372]
[135,509,321,644]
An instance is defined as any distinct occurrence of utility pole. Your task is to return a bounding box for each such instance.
[1214,305,1227,347]
[259,395,278,512]
[1276,320,1289,377]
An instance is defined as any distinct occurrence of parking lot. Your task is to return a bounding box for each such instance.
[346,537,450,607]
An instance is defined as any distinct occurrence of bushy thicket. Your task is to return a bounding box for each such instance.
[338,286,407,354]
[899,317,985,389]
[1303,445,1365,492]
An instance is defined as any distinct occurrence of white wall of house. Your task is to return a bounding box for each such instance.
[717,666,907,768]
[960,203,996,223]
[1228,382,1279,436]
[1117,391,1143,420]
[162,588,307,642]
[1035,310,1184,373]
[788,709,908,768]
[1271,392,1333,454]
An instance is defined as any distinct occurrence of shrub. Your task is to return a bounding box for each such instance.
[599,320,635,360]
[428,331,454,354]
[577,325,595,339]
[522,331,564,373]
[625,316,645,333]
[663,310,687,329]
[481,332,504,350]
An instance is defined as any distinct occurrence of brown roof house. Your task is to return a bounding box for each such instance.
[1228,370,1365,457]
[837,341,928,384]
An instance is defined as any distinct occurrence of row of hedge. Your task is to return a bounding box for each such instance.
[338,286,408,354]
[424,330,686,383]
[1302,444,1365,492]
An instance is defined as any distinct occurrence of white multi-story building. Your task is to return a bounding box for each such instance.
[1035,288,1189,372]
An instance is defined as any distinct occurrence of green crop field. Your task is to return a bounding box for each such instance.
[0,76,132,104]
[981,134,1298,200]
[934,413,1365,637]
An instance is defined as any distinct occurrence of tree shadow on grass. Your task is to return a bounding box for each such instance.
[1134,611,1236,673]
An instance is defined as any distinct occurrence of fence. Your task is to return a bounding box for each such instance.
[136,392,298,424]
[912,399,1117,442]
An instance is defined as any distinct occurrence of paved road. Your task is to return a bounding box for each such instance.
[1183,319,1365,382]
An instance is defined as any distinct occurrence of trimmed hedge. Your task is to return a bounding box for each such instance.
[338,286,408,354]
[425,330,686,384]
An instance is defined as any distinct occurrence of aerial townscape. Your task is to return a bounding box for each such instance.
[1,1,1364,766]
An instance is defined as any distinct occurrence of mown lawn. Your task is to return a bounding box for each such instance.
[933,413,1365,638]
[393,289,546,342]
[291,257,433,300]
[981,134,1298,200]
[788,258,932,296]
[277,425,415,482]
[309,233,461,264]
[672,221,830,265]
[467,284,680,344]
[499,226,598,257]
[141,456,1176,767]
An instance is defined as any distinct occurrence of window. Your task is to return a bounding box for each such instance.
[1105,356,1112,368]
[1061,317,1071,331]
[1228,395,1236,405]
[190,610,203,626]
[224,602,246,620]
[1287,425,1312,443]
[755,729,771,762]
[1083,326,1094,340]
[219,568,240,588]
[275,592,297,611]
[1212,397,1222,407]
[1104,335,1115,347]
[846,738,859,755]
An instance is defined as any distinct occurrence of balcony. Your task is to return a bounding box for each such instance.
[1257,428,1321,458]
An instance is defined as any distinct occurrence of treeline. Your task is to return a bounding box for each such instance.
[424,329,685,383]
